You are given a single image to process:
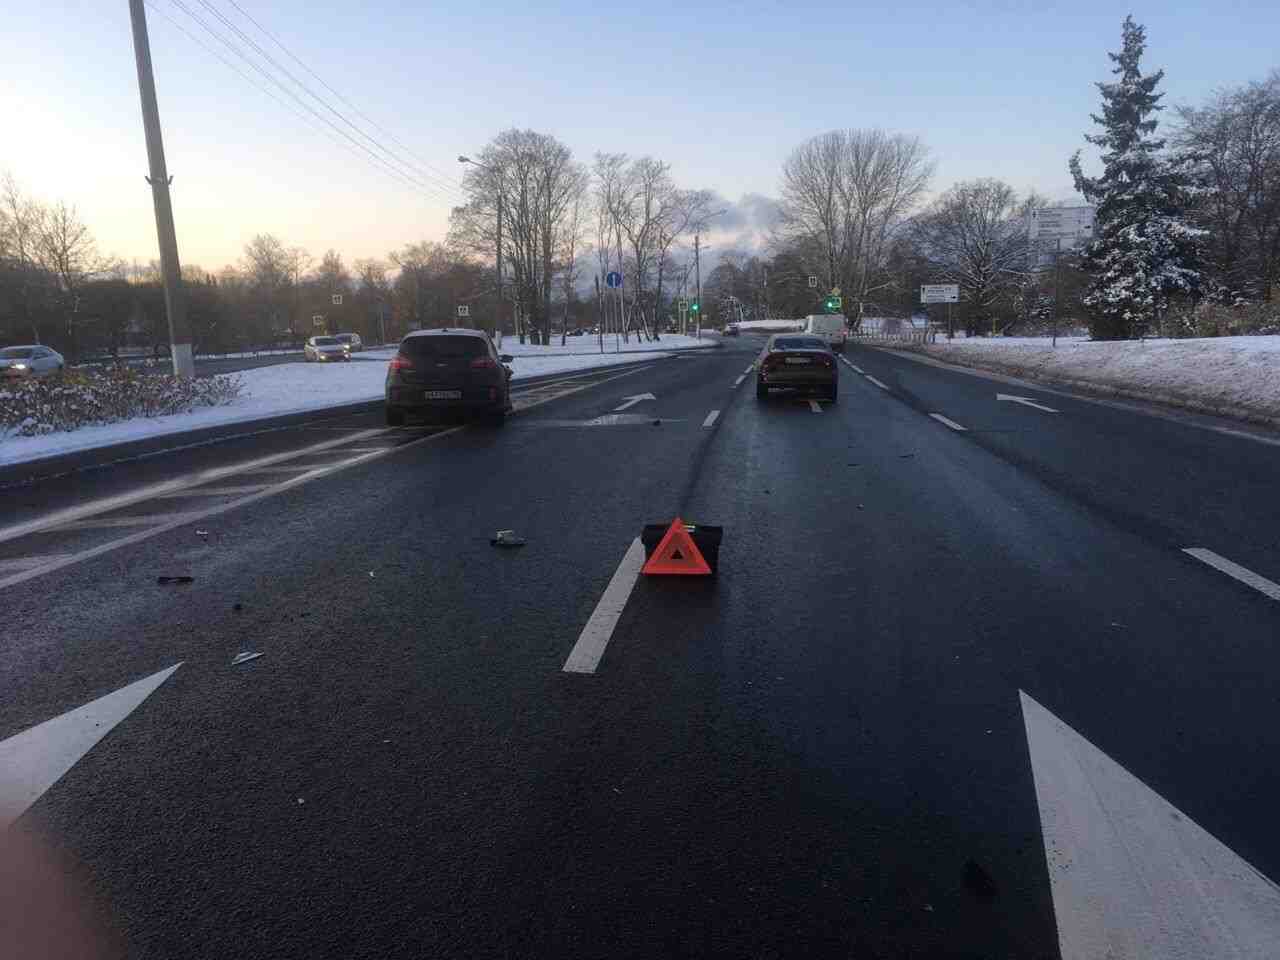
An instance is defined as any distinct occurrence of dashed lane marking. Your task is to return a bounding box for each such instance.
[733,375,746,387]
[744,365,755,374]
[929,413,968,431]
[1182,548,1280,602]
[702,410,721,428]
[864,375,890,391]
[562,538,646,675]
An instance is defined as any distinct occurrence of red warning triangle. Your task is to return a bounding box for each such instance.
[642,517,711,575]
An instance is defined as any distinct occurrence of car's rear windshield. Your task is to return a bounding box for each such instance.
[401,335,487,359]
[0,347,35,359]
[334,334,353,342]
[774,337,827,350]
[314,337,339,346]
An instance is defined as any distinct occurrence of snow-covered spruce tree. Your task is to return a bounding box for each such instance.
[1070,16,1204,340]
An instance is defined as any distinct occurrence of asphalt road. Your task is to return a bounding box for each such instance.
[3,334,1279,958]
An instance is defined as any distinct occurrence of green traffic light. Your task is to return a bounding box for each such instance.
[691,302,699,312]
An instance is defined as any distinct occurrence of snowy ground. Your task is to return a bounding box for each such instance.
[907,335,1280,424]
[0,336,716,466]
[736,319,805,332]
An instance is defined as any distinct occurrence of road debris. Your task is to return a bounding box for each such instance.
[491,530,527,548]
[195,529,209,537]
[156,575,194,585]
[231,651,263,666]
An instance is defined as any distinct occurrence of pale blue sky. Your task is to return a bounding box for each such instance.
[3,1,1277,269]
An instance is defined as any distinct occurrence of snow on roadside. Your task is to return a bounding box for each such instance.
[736,319,804,332]
[0,338,716,466]
[911,335,1280,424]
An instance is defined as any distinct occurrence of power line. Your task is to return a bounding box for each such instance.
[190,0,467,203]
[220,0,468,195]
[161,0,461,205]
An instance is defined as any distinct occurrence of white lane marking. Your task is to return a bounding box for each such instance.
[1182,548,1280,602]
[808,400,822,413]
[850,363,865,374]
[0,663,182,831]
[0,555,75,573]
[744,365,755,373]
[612,392,657,412]
[702,409,720,428]
[156,484,273,498]
[0,364,657,593]
[733,375,746,387]
[864,375,890,391]
[0,427,389,546]
[239,465,326,475]
[997,393,1059,413]
[929,413,968,432]
[562,538,646,674]
[51,513,197,532]
[1020,690,1280,959]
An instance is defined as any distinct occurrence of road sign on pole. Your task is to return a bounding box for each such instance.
[456,304,470,318]
[920,284,959,304]
[807,276,818,288]
[331,293,343,306]
[606,271,623,289]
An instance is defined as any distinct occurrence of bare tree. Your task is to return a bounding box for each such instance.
[285,246,312,336]
[557,195,588,344]
[451,129,588,344]
[36,200,103,359]
[1175,71,1280,301]
[908,178,1030,335]
[777,129,932,325]
[0,173,51,343]
[240,233,290,339]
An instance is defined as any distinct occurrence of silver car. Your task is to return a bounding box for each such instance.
[334,332,363,353]
[304,336,351,362]
[0,345,65,379]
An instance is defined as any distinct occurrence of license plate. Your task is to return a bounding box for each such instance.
[784,357,810,365]
[424,390,462,400]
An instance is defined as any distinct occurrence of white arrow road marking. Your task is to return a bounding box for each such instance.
[613,392,657,411]
[0,663,182,830]
[702,410,720,428]
[929,413,967,431]
[864,375,890,391]
[998,393,1059,413]
[808,400,822,413]
[1020,690,1280,959]
[1183,548,1280,602]
[563,539,646,674]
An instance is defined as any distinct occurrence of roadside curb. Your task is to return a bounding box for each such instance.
[862,342,1280,433]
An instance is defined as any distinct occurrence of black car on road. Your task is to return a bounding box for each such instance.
[385,329,514,426]
[755,334,838,401]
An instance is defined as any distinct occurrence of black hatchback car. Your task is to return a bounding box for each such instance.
[384,329,514,426]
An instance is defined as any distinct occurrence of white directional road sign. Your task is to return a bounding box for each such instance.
[807,276,818,288]
[457,304,470,318]
[331,293,343,305]
[921,284,959,304]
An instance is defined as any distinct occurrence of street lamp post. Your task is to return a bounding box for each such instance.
[458,155,503,337]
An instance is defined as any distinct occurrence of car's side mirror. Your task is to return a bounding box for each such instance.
[499,354,513,363]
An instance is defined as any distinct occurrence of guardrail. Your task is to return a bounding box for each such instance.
[851,328,938,345]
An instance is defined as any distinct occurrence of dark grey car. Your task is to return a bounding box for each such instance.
[384,329,514,426]
[755,334,838,401]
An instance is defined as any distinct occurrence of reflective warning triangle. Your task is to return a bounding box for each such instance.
[642,517,711,575]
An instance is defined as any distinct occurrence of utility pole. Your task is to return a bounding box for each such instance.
[495,194,504,338]
[128,0,193,378]
[694,233,702,339]
[1052,237,1062,348]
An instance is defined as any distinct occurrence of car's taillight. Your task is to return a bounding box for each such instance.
[388,354,413,371]
[470,356,497,369]
[815,354,834,367]
[762,353,783,368]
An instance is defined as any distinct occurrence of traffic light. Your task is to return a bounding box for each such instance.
[690,301,700,313]
[824,295,842,313]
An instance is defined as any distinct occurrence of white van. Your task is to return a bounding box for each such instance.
[804,314,848,353]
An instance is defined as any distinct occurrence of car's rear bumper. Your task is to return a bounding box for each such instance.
[386,385,507,413]
[758,371,837,389]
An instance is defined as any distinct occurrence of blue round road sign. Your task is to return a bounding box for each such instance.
[606,271,623,289]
